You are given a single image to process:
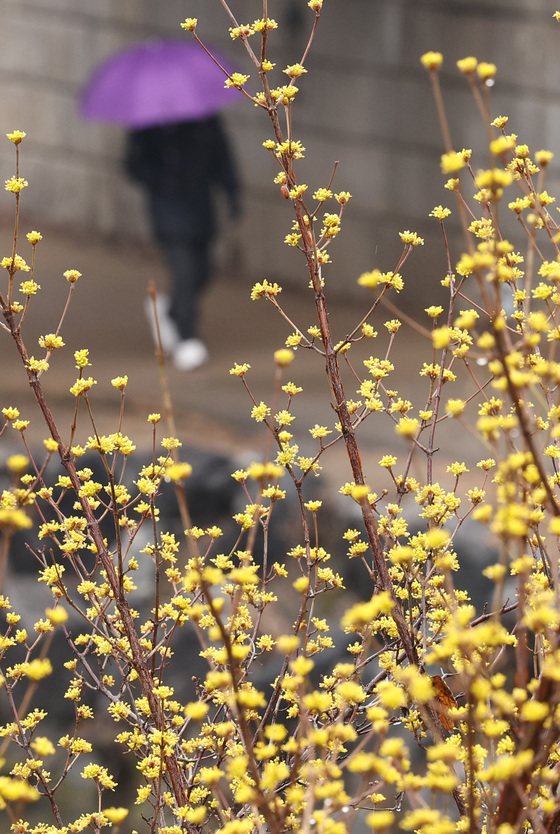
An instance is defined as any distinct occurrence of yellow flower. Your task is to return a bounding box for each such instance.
[274,349,295,367]
[45,607,68,625]
[447,461,468,476]
[420,51,443,71]
[253,18,279,33]
[366,811,395,830]
[74,349,90,368]
[2,406,20,421]
[39,334,64,350]
[358,269,383,289]
[26,230,42,244]
[520,700,549,722]
[0,508,32,531]
[510,195,529,214]
[350,484,370,502]
[313,187,333,201]
[284,63,307,78]
[491,115,509,128]
[185,700,209,721]
[230,362,251,376]
[335,190,351,204]
[229,24,253,40]
[21,658,53,680]
[457,56,478,75]
[446,398,466,417]
[165,462,193,482]
[293,576,309,594]
[430,205,451,220]
[440,149,471,174]
[395,416,420,437]
[309,424,332,438]
[399,230,424,246]
[477,61,497,81]
[251,401,271,422]
[444,177,460,191]
[432,327,451,349]
[375,680,407,709]
[475,167,512,193]
[27,357,49,373]
[20,280,40,295]
[251,279,282,300]
[180,17,197,30]
[384,318,401,333]
[535,149,554,167]
[31,736,56,757]
[2,254,30,272]
[103,807,129,824]
[288,184,308,200]
[341,593,394,632]
[6,130,26,144]
[5,176,28,193]
[110,376,128,389]
[63,269,81,283]
[70,377,96,397]
[6,454,29,474]
[225,72,250,89]
[80,763,117,790]
[490,135,516,156]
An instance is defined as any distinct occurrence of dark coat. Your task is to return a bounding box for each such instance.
[125,116,240,241]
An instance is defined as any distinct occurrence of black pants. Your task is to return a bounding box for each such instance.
[148,193,214,341]
[160,237,211,340]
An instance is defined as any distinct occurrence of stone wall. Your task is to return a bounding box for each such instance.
[1,0,559,300]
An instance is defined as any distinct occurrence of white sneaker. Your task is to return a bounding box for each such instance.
[144,294,180,353]
[173,339,209,371]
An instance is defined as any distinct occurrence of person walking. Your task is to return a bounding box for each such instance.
[125,115,241,370]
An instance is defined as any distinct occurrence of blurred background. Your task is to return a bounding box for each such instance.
[0,0,559,467]
[1,0,559,303]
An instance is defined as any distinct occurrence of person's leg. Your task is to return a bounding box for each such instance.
[160,238,211,370]
[147,194,212,369]
[164,237,211,340]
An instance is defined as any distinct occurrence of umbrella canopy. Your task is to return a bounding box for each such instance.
[80,39,242,128]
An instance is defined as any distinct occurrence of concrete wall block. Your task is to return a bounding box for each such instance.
[238,191,298,280]
[140,0,191,30]
[14,0,114,18]
[0,10,91,87]
[295,65,449,152]
[0,81,63,151]
[542,104,560,156]
[308,1,407,67]
[110,182,152,240]
[78,30,138,93]
[500,97,554,151]
[13,154,87,227]
[0,76,123,166]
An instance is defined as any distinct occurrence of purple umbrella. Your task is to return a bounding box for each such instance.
[80,39,242,128]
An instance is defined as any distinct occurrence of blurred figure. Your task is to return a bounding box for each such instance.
[125,115,241,370]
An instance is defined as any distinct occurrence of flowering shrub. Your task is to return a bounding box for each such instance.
[2,3,560,833]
